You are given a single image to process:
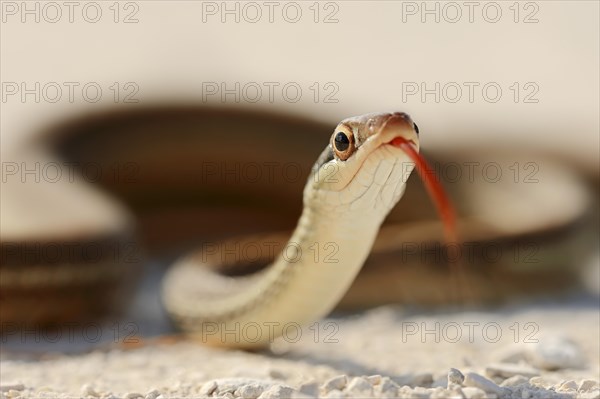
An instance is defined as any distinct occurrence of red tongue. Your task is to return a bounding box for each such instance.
[391,137,458,244]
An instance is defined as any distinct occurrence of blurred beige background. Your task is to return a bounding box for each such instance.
[1,1,598,174]
[1,5,599,396]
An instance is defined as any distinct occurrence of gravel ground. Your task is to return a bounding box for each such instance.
[1,296,599,399]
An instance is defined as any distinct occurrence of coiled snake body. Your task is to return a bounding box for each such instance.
[162,112,420,348]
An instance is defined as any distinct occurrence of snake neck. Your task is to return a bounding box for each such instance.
[284,199,383,275]
[163,195,384,346]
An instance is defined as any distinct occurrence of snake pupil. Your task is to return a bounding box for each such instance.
[334,132,350,152]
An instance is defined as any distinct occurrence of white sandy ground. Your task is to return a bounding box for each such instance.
[1,296,599,399]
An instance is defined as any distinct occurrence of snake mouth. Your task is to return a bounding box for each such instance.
[377,113,420,151]
[388,137,417,149]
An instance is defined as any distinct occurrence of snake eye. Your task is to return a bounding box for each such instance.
[413,123,420,135]
[334,132,349,151]
[331,127,355,161]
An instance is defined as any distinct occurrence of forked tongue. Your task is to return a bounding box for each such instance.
[392,136,471,303]
[390,137,458,245]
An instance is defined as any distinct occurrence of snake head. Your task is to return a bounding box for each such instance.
[306,112,420,220]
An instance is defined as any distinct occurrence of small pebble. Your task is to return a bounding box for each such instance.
[217,381,242,394]
[297,382,319,397]
[235,384,264,399]
[324,389,344,399]
[448,368,465,386]
[124,393,143,399]
[463,372,505,396]
[0,385,25,393]
[346,377,373,396]
[500,375,529,387]
[257,385,293,399]
[367,375,382,385]
[461,387,487,399]
[375,378,399,398]
[199,381,218,396]
[579,380,600,392]
[558,380,578,392]
[144,389,161,399]
[321,375,347,393]
[527,336,585,370]
[485,363,539,379]
[529,377,546,387]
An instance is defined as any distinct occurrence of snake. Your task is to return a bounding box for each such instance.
[1,107,591,348]
[161,111,427,348]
